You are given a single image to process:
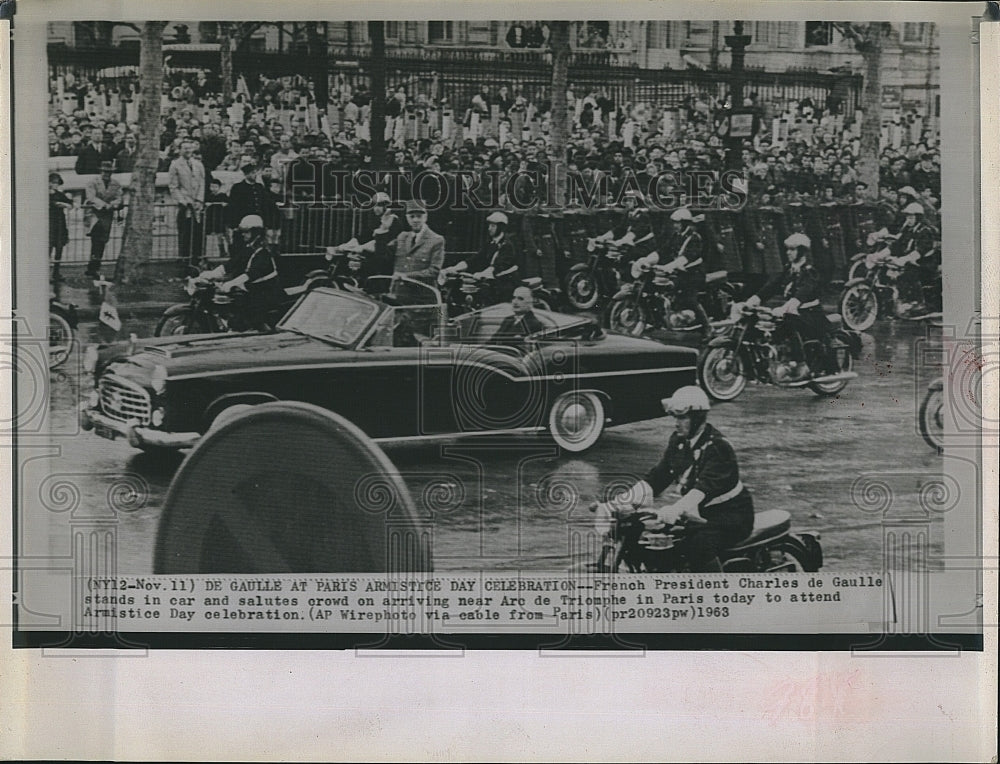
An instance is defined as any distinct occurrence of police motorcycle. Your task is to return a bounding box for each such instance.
[606,258,737,338]
[839,202,942,331]
[563,237,631,311]
[846,227,898,282]
[698,303,861,401]
[154,216,332,336]
[48,295,78,369]
[585,502,823,573]
[919,376,944,453]
[438,211,555,317]
[584,387,822,572]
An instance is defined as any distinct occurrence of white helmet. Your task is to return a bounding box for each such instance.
[670,207,694,223]
[486,211,509,225]
[372,192,391,205]
[661,386,711,416]
[902,202,924,215]
[238,214,264,230]
[784,232,811,250]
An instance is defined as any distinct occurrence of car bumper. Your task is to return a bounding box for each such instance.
[79,404,201,450]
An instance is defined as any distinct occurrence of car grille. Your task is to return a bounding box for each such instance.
[99,374,151,425]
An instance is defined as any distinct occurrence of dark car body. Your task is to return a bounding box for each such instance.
[80,279,697,453]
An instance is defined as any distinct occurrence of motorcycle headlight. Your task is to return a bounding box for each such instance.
[151,364,167,395]
[83,345,99,374]
[185,278,197,296]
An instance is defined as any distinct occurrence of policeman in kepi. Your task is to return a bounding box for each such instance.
[596,386,754,573]
[740,232,838,377]
[440,211,520,302]
[200,215,285,330]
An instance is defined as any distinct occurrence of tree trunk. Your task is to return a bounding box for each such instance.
[309,22,329,112]
[857,23,884,200]
[368,21,387,169]
[549,21,571,208]
[115,21,167,285]
[219,22,234,106]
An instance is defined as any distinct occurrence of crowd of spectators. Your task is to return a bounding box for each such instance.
[48,67,942,238]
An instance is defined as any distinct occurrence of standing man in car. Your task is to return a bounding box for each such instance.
[388,200,446,284]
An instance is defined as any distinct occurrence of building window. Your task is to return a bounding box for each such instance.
[902,23,926,43]
[646,21,675,49]
[684,21,713,48]
[466,22,492,45]
[777,21,797,48]
[805,21,833,47]
[753,21,777,46]
[428,21,454,44]
[385,22,400,40]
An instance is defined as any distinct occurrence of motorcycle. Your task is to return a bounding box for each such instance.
[698,305,861,401]
[846,228,898,282]
[606,261,739,338]
[155,269,332,337]
[838,250,942,332]
[438,270,553,317]
[585,505,822,573]
[918,377,944,453]
[562,238,630,311]
[48,297,78,369]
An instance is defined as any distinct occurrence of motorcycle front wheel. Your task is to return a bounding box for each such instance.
[564,270,600,310]
[698,346,747,401]
[608,296,648,336]
[839,283,879,331]
[847,258,868,282]
[48,309,75,369]
[918,387,945,453]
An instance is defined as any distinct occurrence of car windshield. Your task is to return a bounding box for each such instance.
[278,288,379,346]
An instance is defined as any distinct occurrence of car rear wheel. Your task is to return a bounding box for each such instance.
[548,391,605,452]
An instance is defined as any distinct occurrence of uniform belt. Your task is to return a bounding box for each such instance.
[704,481,745,507]
[798,299,819,309]
[250,270,278,284]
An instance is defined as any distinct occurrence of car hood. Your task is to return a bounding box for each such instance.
[102,331,345,382]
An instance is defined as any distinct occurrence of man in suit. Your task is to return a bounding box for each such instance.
[83,161,124,278]
[74,127,109,175]
[388,200,445,284]
[491,286,545,344]
[168,139,206,270]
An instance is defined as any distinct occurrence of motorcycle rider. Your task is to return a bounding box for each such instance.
[200,214,285,330]
[440,211,520,303]
[740,232,838,377]
[889,201,939,317]
[337,192,405,280]
[631,207,713,340]
[590,189,656,268]
[596,385,754,573]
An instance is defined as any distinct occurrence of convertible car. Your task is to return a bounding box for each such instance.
[80,277,697,454]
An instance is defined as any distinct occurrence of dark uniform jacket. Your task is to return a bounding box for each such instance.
[757,257,822,310]
[644,423,750,514]
[226,179,274,230]
[469,233,519,278]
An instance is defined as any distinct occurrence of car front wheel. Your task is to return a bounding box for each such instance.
[548,391,605,452]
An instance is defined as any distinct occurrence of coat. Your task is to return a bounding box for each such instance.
[168,156,206,211]
[83,176,123,240]
[388,225,446,282]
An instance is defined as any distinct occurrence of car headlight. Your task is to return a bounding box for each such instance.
[151,364,167,395]
[87,390,99,408]
[83,345,99,373]
[151,408,165,426]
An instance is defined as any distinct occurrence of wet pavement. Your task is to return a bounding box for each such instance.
[39,317,945,573]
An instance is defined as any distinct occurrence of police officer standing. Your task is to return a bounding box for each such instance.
[597,386,754,573]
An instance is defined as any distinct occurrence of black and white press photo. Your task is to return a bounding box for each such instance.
[5,8,986,644]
